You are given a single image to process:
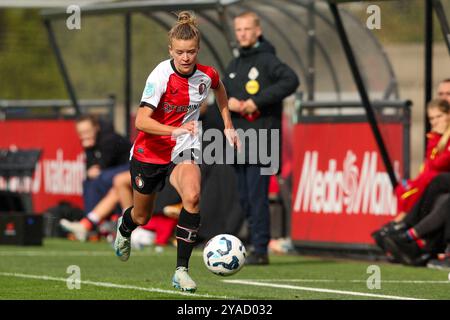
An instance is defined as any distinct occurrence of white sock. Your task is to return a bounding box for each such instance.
[87,211,100,224]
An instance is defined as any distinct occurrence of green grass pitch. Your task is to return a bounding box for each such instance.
[0,239,449,300]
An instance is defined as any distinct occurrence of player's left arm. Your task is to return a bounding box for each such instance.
[213,80,241,152]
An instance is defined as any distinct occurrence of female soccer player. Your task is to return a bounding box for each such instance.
[114,11,240,293]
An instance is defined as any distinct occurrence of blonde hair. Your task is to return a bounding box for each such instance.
[235,11,261,27]
[430,99,450,152]
[427,98,450,114]
[168,11,200,46]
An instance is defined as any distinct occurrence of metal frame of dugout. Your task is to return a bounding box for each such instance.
[0,96,116,122]
[38,0,449,190]
[27,0,449,255]
[295,99,412,180]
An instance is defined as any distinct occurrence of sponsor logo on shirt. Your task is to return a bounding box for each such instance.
[162,102,200,113]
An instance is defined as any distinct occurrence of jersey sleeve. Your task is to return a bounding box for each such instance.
[140,65,167,109]
[210,67,220,90]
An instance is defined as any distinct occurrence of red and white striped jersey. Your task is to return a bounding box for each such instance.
[132,59,219,164]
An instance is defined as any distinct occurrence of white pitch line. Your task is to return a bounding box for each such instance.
[223,280,426,300]
[0,251,203,257]
[0,272,236,300]
[0,251,123,257]
[233,279,450,284]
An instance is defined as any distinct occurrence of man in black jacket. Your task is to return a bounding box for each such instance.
[223,11,299,265]
[76,115,131,213]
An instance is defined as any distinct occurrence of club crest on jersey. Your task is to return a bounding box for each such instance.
[199,82,206,95]
[135,175,144,189]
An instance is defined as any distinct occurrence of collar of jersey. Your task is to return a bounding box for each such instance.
[170,59,197,78]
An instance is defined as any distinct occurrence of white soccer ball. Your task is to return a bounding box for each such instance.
[130,227,155,250]
[203,234,246,276]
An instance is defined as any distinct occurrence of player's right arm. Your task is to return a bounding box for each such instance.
[135,106,196,137]
[137,63,195,137]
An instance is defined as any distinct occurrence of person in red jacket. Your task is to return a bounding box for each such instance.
[372,80,450,261]
[394,99,450,221]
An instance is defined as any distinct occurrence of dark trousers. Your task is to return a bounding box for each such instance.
[445,202,450,244]
[404,173,450,226]
[402,173,449,253]
[234,165,271,254]
[83,163,129,213]
[421,173,450,245]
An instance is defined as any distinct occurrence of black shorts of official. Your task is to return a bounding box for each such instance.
[130,148,201,195]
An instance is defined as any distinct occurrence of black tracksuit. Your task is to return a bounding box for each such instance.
[222,36,299,255]
[82,121,131,212]
[84,121,131,171]
[222,36,299,168]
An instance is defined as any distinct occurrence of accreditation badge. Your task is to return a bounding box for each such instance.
[246,67,260,95]
[245,80,260,95]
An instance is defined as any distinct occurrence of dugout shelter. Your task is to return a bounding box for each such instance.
[0,0,449,254]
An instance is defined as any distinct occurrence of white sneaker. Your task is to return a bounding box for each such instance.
[60,219,88,242]
[172,267,196,292]
[114,217,131,262]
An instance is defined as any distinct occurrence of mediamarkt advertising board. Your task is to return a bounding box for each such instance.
[291,122,404,246]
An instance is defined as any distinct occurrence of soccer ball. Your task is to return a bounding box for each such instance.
[203,234,246,276]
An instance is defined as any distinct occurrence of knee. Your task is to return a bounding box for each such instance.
[183,191,200,210]
[113,173,129,188]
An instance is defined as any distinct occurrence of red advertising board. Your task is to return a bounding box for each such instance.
[291,122,404,246]
[0,120,84,213]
